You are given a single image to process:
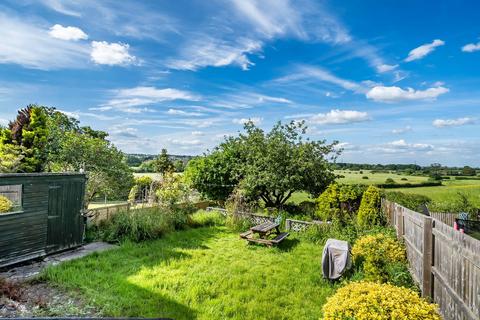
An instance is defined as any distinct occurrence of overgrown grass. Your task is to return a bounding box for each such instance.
[187,210,225,227]
[41,227,337,319]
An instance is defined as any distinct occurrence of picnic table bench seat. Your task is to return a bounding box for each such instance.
[239,221,289,246]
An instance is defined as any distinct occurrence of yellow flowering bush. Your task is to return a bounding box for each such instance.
[352,233,406,281]
[0,195,13,213]
[323,281,441,320]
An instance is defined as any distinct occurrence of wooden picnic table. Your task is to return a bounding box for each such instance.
[250,221,280,238]
[240,221,289,247]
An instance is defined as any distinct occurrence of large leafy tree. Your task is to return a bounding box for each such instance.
[185,121,339,207]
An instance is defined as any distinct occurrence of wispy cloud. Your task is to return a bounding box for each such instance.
[166,109,204,117]
[392,126,412,134]
[433,117,475,128]
[288,109,370,125]
[366,85,449,103]
[166,37,262,71]
[377,139,434,153]
[0,12,89,69]
[275,65,365,93]
[97,86,201,113]
[405,39,444,62]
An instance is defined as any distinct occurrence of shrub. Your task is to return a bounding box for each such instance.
[352,233,406,282]
[385,191,431,211]
[316,183,365,224]
[362,176,369,179]
[225,213,253,231]
[385,178,395,184]
[0,195,13,213]
[323,282,441,320]
[95,208,174,243]
[400,177,408,181]
[188,210,225,227]
[357,186,384,227]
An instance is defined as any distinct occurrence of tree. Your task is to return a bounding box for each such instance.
[174,159,185,172]
[153,149,174,174]
[52,131,134,202]
[462,166,476,176]
[186,121,339,208]
[0,105,49,172]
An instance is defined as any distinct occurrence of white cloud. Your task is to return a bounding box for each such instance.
[405,39,444,62]
[0,118,8,126]
[191,131,205,136]
[167,37,262,71]
[366,86,449,103]
[433,117,475,128]
[166,109,203,117]
[0,13,89,69]
[231,0,351,44]
[378,139,434,153]
[99,86,200,113]
[49,24,88,41]
[168,138,203,146]
[392,126,412,134]
[232,117,263,125]
[462,41,480,53]
[307,109,370,125]
[376,64,398,73]
[257,95,292,104]
[90,41,136,66]
[276,65,364,93]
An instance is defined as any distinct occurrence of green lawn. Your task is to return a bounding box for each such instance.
[42,227,335,319]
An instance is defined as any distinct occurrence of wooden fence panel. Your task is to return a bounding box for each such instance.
[431,212,459,227]
[382,199,480,320]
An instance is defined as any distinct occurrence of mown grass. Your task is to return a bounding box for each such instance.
[335,170,429,185]
[41,227,335,319]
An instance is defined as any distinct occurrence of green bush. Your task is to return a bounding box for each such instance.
[357,186,384,227]
[362,176,369,179]
[188,210,225,227]
[385,191,431,211]
[316,183,365,223]
[225,213,253,231]
[385,178,395,184]
[0,196,13,213]
[94,208,174,243]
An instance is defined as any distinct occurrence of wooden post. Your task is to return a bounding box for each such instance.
[397,206,404,240]
[422,216,433,299]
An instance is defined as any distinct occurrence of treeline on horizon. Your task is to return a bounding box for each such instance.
[126,153,478,176]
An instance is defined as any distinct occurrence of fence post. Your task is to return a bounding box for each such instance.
[422,216,433,299]
[397,206,404,239]
[285,219,291,231]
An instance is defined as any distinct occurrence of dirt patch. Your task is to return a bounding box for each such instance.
[0,278,100,318]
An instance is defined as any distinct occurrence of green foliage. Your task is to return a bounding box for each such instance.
[173,159,185,172]
[188,210,225,227]
[184,150,241,202]
[323,282,441,320]
[156,172,194,227]
[357,186,384,227]
[186,121,338,207]
[0,105,49,172]
[462,165,476,176]
[0,195,13,213]
[362,176,369,179]
[429,192,477,215]
[385,177,395,184]
[385,191,431,211]
[93,208,174,243]
[153,148,174,174]
[53,130,134,202]
[315,183,365,223]
[352,233,406,282]
[128,185,139,203]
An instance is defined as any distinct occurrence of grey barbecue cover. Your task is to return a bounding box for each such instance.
[322,238,351,280]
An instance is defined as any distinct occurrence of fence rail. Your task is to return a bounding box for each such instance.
[383,199,480,320]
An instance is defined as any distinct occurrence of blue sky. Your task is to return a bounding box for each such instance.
[1,0,479,166]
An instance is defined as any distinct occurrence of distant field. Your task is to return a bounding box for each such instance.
[335,170,428,185]
[287,171,480,208]
[133,172,163,180]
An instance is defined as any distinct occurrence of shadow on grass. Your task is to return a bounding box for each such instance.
[41,227,225,319]
[277,238,300,251]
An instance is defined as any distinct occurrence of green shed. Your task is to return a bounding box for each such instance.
[0,173,86,268]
